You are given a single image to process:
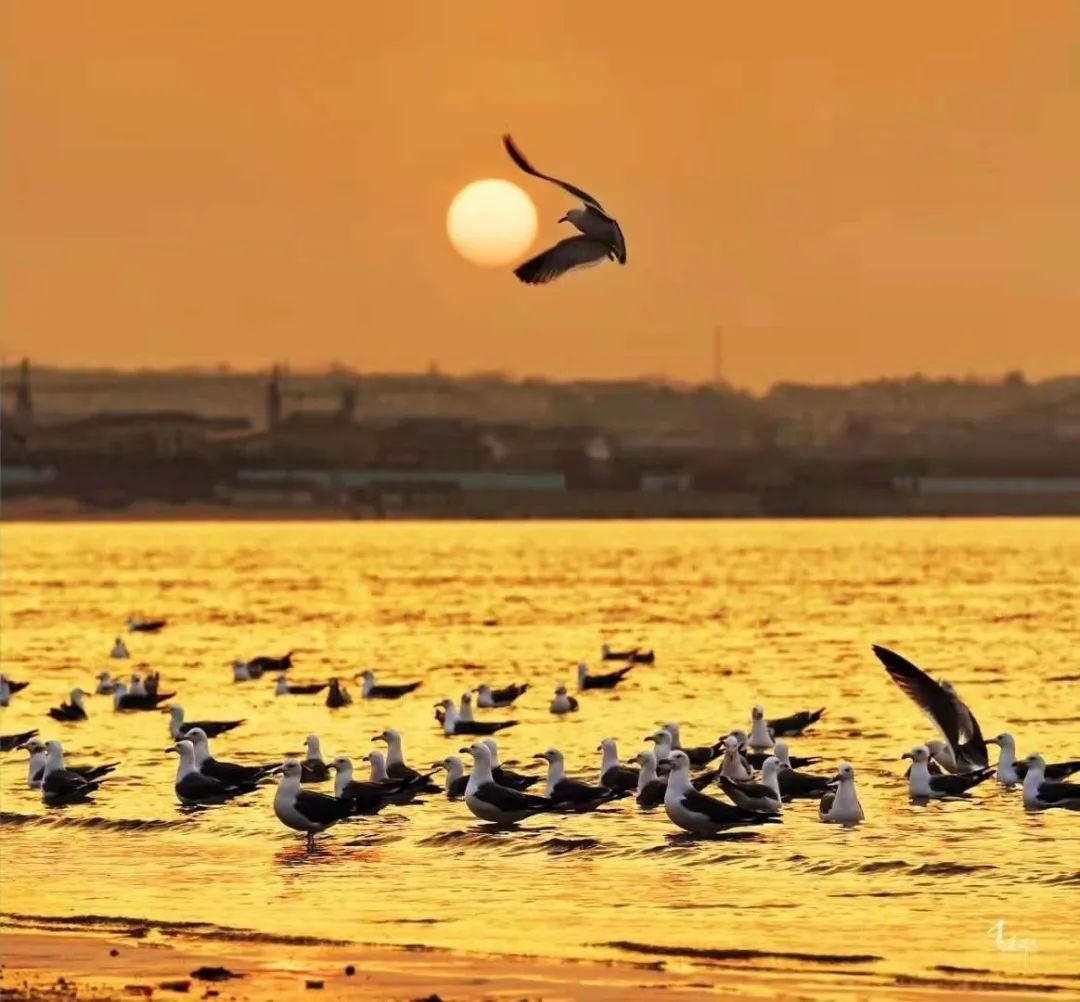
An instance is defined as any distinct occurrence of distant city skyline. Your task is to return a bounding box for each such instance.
[5,4,1080,390]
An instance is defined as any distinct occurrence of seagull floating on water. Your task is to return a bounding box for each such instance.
[331,756,404,815]
[577,661,632,691]
[550,685,579,715]
[95,671,119,694]
[535,748,621,810]
[818,763,865,824]
[169,705,244,740]
[664,751,779,835]
[634,751,669,808]
[110,638,130,660]
[170,739,257,805]
[40,739,109,805]
[662,723,723,767]
[437,755,468,800]
[1020,754,1080,811]
[502,134,626,285]
[482,738,539,790]
[874,645,989,771]
[274,759,355,846]
[275,676,328,696]
[435,699,517,736]
[462,742,552,826]
[0,674,28,706]
[902,745,993,799]
[247,651,294,673]
[474,682,528,708]
[24,738,118,790]
[185,728,276,787]
[598,738,639,794]
[720,757,783,816]
[719,735,753,782]
[774,742,835,800]
[602,644,653,664]
[357,669,422,700]
[128,615,166,633]
[325,678,353,708]
[112,681,174,711]
[300,734,331,783]
[988,733,1080,786]
[48,688,89,722]
[363,750,432,804]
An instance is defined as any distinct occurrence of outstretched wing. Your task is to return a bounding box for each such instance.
[503,135,605,212]
[872,645,962,753]
[514,237,611,285]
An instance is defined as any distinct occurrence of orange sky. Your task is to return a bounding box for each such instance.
[5,2,1079,389]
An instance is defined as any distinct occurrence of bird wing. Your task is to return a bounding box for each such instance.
[721,776,776,803]
[929,768,993,796]
[819,791,836,815]
[295,789,353,824]
[1034,779,1080,805]
[503,135,606,212]
[554,779,610,803]
[769,708,825,735]
[478,781,548,811]
[682,787,755,825]
[514,237,612,285]
[1044,760,1080,780]
[872,645,963,753]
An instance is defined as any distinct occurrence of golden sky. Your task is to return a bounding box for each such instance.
[5,2,1079,389]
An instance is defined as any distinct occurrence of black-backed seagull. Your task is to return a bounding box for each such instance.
[299,735,331,783]
[1020,754,1080,811]
[364,750,436,802]
[95,671,119,694]
[774,741,836,800]
[274,759,354,845]
[170,739,257,805]
[110,637,130,660]
[664,751,779,834]
[331,756,404,814]
[168,705,244,740]
[48,688,89,722]
[185,728,276,786]
[112,682,174,711]
[275,676,328,696]
[435,698,517,736]
[598,738,639,794]
[325,678,352,708]
[26,738,118,791]
[988,733,1080,786]
[818,763,865,824]
[902,745,993,799]
[474,682,528,708]
[634,751,669,808]
[437,755,468,800]
[483,738,540,790]
[550,686,579,715]
[719,757,783,815]
[662,723,722,767]
[874,645,989,770]
[535,748,621,810]
[577,661,632,691]
[502,134,626,285]
[719,735,753,782]
[248,651,294,673]
[357,668,422,700]
[41,740,107,805]
[602,644,654,663]
[461,742,552,825]
[128,615,166,633]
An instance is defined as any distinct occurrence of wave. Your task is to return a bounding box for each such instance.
[601,940,882,965]
[1,910,348,947]
[0,811,189,833]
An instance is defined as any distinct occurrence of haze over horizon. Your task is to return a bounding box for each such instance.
[5,3,1080,391]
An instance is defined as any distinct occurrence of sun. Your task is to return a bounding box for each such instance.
[447,179,538,267]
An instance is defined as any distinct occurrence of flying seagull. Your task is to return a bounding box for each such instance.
[502,134,626,284]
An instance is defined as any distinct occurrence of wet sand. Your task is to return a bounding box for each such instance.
[1,926,1072,1001]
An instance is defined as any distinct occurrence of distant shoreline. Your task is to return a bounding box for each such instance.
[3,495,1080,522]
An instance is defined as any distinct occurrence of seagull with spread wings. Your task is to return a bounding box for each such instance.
[503,134,626,284]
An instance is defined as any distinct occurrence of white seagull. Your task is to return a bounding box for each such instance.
[818,763,865,824]
[503,134,626,285]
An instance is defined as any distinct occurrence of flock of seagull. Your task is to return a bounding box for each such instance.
[2,623,1078,849]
